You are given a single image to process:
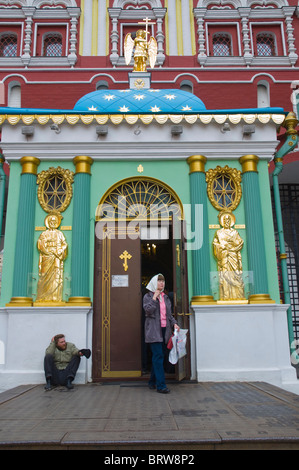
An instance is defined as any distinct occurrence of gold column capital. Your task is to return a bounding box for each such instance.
[73,155,93,174]
[187,155,207,173]
[20,156,40,175]
[239,154,259,173]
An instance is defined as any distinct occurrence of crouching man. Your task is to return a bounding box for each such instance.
[44,334,91,391]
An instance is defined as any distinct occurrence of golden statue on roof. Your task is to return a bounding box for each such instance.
[124,18,157,72]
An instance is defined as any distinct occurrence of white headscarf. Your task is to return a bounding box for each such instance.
[146,274,165,293]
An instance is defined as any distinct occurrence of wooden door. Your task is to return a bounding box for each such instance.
[172,218,190,381]
[93,224,141,379]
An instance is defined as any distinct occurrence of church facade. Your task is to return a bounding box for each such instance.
[0,0,298,392]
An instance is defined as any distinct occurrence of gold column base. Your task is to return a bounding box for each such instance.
[6,297,33,307]
[217,299,248,305]
[67,296,92,306]
[33,301,67,307]
[248,294,275,304]
[191,295,216,305]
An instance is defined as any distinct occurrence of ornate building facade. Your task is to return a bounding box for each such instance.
[0,0,298,392]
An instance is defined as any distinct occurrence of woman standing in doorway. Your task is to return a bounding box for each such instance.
[143,274,180,393]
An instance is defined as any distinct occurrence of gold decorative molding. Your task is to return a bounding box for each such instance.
[239,154,259,173]
[6,296,33,307]
[248,294,275,304]
[134,79,145,89]
[96,177,183,221]
[206,165,242,212]
[67,296,92,306]
[187,155,207,173]
[191,295,216,305]
[20,156,40,175]
[35,226,72,231]
[0,113,286,127]
[73,155,93,174]
[37,166,74,213]
[283,111,298,135]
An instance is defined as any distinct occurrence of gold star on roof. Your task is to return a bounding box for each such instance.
[119,105,130,112]
[150,105,161,112]
[104,94,116,101]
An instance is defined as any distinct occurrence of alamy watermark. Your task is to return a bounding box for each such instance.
[95,198,204,251]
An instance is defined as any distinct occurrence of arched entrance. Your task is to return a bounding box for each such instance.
[92,177,190,381]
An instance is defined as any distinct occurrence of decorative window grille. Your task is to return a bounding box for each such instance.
[43,33,63,57]
[272,184,299,340]
[37,167,74,214]
[212,33,232,57]
[96,178,182,221]
[206,166,242,212]
[256,33,276,57]
[0,33,17,57]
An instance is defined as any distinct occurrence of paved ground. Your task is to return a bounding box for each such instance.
[1,381,299,450]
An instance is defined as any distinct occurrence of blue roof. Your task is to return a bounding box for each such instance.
[73,89,207,114]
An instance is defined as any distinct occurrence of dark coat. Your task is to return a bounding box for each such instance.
[143,291,177,344]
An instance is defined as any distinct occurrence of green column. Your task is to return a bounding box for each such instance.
[239,155,274,303]
[7,156,40,306]
[187,155,215,305]
[68,156,93,306]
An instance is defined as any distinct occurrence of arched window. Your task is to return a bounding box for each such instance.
[257,80,270,108]
[43,33,63,57]
[0,33,17,57]
[256,33,276,57]
[96,80,109,90]
[96,177,182,221]
[180,80,193,94]
[212,33,232,57]
[8,81,21,108]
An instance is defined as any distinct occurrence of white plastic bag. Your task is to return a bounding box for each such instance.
[168,329,188,364]
[168,333,178,364]
[176,328,188,359]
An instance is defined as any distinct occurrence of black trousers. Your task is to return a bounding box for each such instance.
[44,354,80,386]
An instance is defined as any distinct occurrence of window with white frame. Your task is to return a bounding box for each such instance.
[8,82,21,108]
[0,33,17,57]
[43,33,63,57]
[212,33,232,57]
[256,32,276,57]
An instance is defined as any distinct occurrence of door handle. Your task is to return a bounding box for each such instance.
[177,312,192,316]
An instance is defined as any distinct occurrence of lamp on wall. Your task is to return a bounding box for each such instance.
[22,126,34,137]
[171,125,183,136]
[243,124,255,136]
[221,122,231,133]
[96,125,108,136]
[50,124,61,134]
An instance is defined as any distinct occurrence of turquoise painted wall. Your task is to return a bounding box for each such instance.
[1,163,21,306]
[258,160,280,304]
[89,159,192,300]
[206,160,249,301]
[0,156,280,307]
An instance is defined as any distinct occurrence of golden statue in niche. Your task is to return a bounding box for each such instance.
[35,213,68,303]
[213,211,246,302]
[124,19,157,72]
